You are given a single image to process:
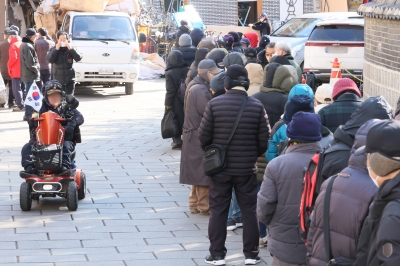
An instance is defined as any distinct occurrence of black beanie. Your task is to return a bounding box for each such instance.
[224,64,250,91]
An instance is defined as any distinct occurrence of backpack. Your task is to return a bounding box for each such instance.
[303,72,320,93]
[177,78,186,102]
[299,152,324,244]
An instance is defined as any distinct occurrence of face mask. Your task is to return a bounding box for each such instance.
[367,167,380,187]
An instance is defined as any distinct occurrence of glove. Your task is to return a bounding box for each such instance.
[64,120,77,141]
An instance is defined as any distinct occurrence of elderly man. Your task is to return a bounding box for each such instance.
[275,41,302,83]
[0,27,14,108]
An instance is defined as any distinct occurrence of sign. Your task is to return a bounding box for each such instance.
[25,83,43,112]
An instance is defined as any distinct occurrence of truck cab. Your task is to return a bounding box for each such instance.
[61,11,141,95]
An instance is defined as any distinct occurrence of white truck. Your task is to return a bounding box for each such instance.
[60,11,146,95]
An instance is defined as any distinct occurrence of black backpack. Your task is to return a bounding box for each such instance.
[303,72,320,93]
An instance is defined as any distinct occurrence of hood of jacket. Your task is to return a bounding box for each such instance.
[206,49,227,68]
[194,48,209,67]
[348,119,384,173]
[190,28,205,47]
[165,50,188,71]
[260,62,298,94]
[22,37,34,45]
[244,32,259,48]
[245,63,263,86]
[342,96,393,137]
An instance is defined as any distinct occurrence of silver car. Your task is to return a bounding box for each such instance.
[270,12,360,69]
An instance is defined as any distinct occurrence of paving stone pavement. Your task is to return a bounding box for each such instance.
[0,80,273,265]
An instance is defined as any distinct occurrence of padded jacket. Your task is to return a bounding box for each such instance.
[47,46,82,85]
[20,37,40,82]
[7,37,22,79]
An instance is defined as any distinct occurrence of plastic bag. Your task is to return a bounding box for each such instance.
[161,109,178,139]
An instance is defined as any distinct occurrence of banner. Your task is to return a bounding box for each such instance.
[25,83,43,112]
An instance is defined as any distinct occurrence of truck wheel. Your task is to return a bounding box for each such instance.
[78,172,86,200]
[125,83,134,95]
[66,181,78,211]
[20,182,32,211]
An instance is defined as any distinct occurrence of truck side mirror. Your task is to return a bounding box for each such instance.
[139,33,147,44]
[66,94,79,109]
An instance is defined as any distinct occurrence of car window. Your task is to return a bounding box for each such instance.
[271,18,322,38]
[309,25,364,42]
[72,15,136,41]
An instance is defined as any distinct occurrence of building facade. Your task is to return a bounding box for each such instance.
[358,0,400,107]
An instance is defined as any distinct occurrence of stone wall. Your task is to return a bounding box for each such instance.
[363,16,400,107]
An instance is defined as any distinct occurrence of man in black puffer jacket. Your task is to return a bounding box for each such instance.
[199,64,270,266]
[47,31,82,95]
[175,20,190,48]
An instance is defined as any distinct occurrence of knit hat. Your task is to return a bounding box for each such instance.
[190,28,205,47]
[219,52,246,68]
[210,72,226,94]
[286,112,322,142]
[288,84,314,101]
[179,33,192,47]
[240,38,250,46]
[284,95,315,124]
[224,64,249,90]
[245,47,257,58]
[332,78,361,100]
[228,31,240,42]
[315,84,333,103]
[223,34,234,47]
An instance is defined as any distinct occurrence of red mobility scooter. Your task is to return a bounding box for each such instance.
[19,95,86,211]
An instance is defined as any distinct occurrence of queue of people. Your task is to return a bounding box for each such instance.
[163,23,400,266]
[0,26,82,120]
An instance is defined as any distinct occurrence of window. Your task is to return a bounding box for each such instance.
[72,16,136,41]
[271,18,321,38]
[309,25,364,42]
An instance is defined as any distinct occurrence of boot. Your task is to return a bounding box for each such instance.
[172,137,182,150]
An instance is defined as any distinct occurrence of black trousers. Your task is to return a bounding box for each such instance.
[4,79,14,105]
[64,83,75,95]
[208,174,259,258]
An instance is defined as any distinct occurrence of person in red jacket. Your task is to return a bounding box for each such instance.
[7,30,24,112]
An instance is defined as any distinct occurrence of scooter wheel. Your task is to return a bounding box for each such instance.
[20,182,32,211]
[66,181,78,211]
[78,172,86,200]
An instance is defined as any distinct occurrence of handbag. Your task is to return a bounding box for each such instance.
[203,97,248,176]
[324,175,356,266]
[161,108,178,139]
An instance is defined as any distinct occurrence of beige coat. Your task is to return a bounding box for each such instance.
[245,63,263,96]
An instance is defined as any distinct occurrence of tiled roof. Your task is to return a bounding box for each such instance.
[358,0,400,19]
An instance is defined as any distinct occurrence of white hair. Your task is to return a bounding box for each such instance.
[275,41,292,54]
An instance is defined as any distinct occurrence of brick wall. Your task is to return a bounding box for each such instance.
[363,17,400,107]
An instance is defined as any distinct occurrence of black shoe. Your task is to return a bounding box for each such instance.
[58,166,71,176]
[172,142,182,150]
[25,166,36,175]
[205,255,226,265]
[23,116,30,121]
[245,256,261,265]
[235,217,243,228]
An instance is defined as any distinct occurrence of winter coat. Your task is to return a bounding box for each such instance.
[284,53,302,83]
[306,120,380,266]
[8,37,22,79]
[257,49,268,69]
[190,28,205,47]
[47,46,82,85]
[252,61,298,127]
[35,36,55,70]
[175,25,191,48]
[199,88,270,177]
[252,19,271,36]
[20,37,40,83]
[318,93,363,133]
[354,172,400,266]
[320,96,393,185]
[246,63,263,96]
[244,32,259,48]
[164,51,189,136]
[177,45,196,67]
[0,40,10,80]
[185,48,209,87]
[258,142,322,264]
[180,75,212,186]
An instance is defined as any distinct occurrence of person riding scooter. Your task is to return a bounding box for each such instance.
[21,80,84,175]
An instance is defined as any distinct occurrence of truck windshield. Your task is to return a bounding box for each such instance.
[72,15,136,41]
[271,18,321,38]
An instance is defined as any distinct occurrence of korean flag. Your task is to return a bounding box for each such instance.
[25,83,43,112]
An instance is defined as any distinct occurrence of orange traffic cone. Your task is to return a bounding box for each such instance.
[302,75,307,84]
[329,58,342,87]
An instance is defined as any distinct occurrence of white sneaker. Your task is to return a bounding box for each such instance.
[245,256,261,265]
[259,236,268,247]
[227,220,237,231]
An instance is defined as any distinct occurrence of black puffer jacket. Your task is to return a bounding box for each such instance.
[165,51,189,135]
[198,89,270,176]
[354,172,400,266]
[307,119,381,266]
[177,45,196,67]
[47,46,82,85]
[185,48,209,86]
[175,25,191,48]
[320,96,393,186]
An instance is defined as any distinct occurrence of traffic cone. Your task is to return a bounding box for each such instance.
[329,58,342,87]
[302,75,307,84]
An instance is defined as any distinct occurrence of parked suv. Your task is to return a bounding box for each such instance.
[303,17,364,82]
[270,12,360,68]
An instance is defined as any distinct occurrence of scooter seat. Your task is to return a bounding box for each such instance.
[19,171,37,179]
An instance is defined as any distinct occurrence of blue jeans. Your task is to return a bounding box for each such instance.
[227,189,241,222]
[258,182,267,238]
[23,82,34,117]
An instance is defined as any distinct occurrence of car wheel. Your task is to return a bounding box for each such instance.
[125,83,134,95]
